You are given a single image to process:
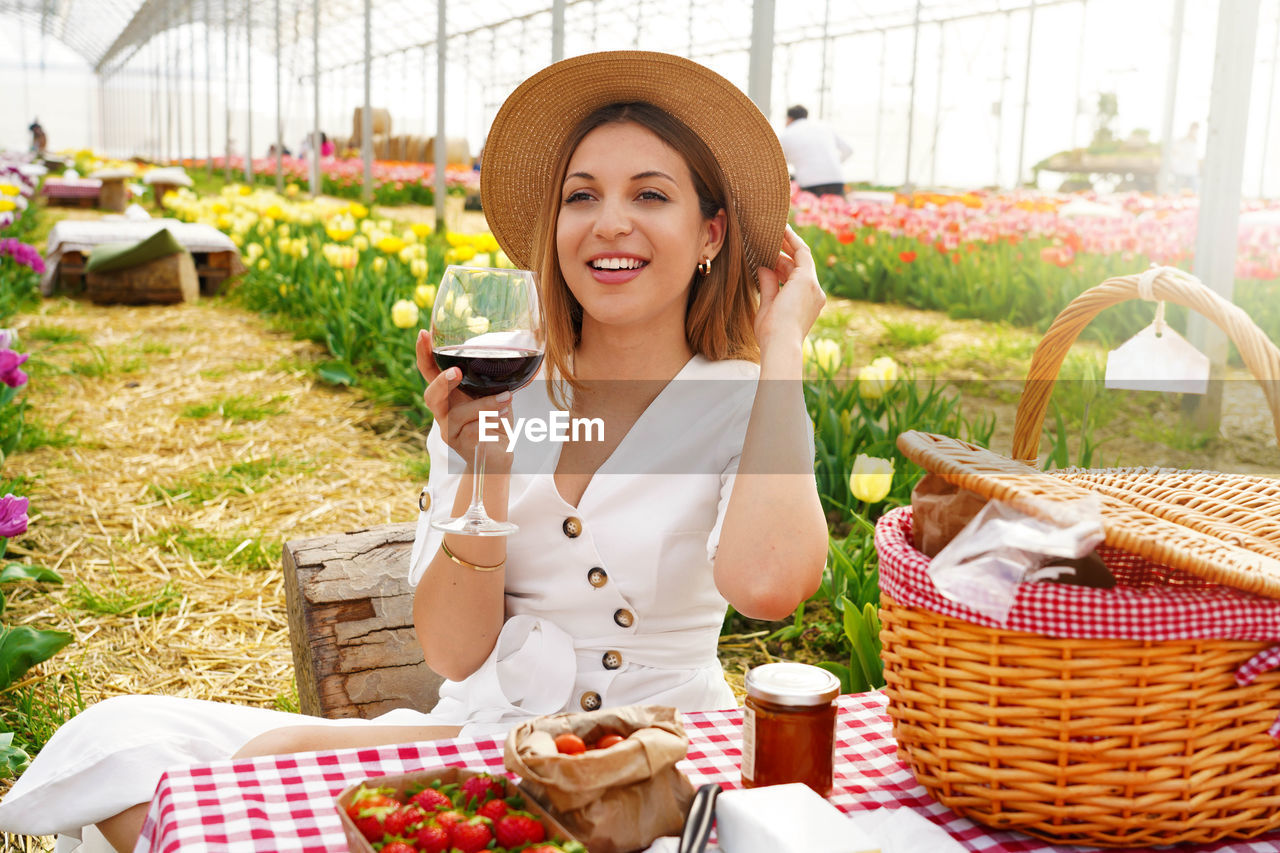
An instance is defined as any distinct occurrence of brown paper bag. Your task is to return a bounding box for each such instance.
[504,705,695,853]
[911,472,989,556]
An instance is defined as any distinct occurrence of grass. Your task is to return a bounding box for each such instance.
[181,393,289,421]
[14,414,79,453]
[68,347,144,377]
[402,455,431,483]
[152,527,275,572]
[0,672,85,760]
[149,455,306,503]
[69,576,182,617]
[22,325,87,345]
[880,319,942,349]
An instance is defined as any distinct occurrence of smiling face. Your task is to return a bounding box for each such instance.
[555,120,725,342]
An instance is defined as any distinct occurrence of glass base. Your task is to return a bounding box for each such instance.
[431,515,519,536]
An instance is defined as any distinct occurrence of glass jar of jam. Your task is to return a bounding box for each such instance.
[740,662,839,796]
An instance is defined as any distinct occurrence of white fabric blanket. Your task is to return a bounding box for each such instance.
[41,219,240,294]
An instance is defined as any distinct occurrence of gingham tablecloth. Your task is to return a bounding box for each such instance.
[136,692,1280,853]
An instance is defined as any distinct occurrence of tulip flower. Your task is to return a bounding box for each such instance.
[413,283,436,309]
[802,337,842,374]
[0,494,29,538]
[849,455,894,504]
[0,349,29,389]
[410,222,433,238]
[391,299,419,329]
[376,235,407,255]
[372,256,387,274]
[410,259,430,281]
[858,356,899,399]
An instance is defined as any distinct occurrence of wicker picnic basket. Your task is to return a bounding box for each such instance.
[877,267,1280,847]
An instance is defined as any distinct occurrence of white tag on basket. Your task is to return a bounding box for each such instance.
[1104,303,1210,395]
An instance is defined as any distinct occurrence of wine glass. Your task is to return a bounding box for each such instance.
[430,265,544,536]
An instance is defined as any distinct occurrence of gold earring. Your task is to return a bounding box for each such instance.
[697,257,712,277]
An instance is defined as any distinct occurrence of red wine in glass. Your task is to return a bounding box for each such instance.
[432,345,545,397]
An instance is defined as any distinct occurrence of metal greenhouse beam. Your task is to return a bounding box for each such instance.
[748,0,775,115]
[225,0,232,182]
[1015,0,1037,187]
[275,0,283,192]
[247,2,255,182]
[1157,0,1187,195]
[362,0,373,205]
[206,0,213,175]
[435,0,447,232]
[311,0,320,197]
[1187,0,1261,433]
[552,0,565,62]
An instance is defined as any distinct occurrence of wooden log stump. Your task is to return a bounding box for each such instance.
[283,522,444,720]
[99,177,128,212]
[85,252,199,305]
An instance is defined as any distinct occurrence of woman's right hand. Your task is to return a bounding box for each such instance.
[416,329,514,473]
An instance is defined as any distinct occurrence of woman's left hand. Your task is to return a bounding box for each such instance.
[754,225,826,354]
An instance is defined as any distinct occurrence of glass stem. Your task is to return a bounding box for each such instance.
[467,444,488,521]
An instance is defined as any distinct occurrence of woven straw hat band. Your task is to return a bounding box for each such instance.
[481,51,790,274]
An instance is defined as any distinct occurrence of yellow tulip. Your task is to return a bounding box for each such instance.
[372,256,387,274]
[466,315,491,335]
[237,185,252,196]
[285,184,300,197]
[348,202,368,218]
[849,454,894,504]
[803,337,842,374]
[391,299,419,329]
[410,222,433,238]
[353,235,369,252]
[413,282,436,309]
[256,257,271,271]
[858,356,900,399]
[326,224,355,242]
[410,259,430,281]
[376,235,407,255]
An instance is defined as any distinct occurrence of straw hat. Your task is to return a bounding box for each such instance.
[480,51,790,274]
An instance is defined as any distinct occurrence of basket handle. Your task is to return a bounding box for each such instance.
[1011,267,1280,464]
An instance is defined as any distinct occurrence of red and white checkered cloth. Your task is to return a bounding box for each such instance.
[876,506,1280,641]
[41,178,102,198]
[136,692,1280,853]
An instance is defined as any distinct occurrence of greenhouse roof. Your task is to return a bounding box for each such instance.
[0,0,1057,77]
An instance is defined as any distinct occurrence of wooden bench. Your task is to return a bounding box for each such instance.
[58,248,240,296]
[283,522,444,719]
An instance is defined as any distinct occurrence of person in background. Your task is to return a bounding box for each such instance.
[28,119,47,156]
[1168,121,1200,194]
[778,105,851,199]
[320,131,335,158]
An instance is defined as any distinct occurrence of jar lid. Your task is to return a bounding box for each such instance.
[745,662,840,706]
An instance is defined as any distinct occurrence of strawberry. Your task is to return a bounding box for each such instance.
[433,809,467,832]
[410,786,453,813]
[449,816,494,853]
[345,786,398,820]
[382,803,427,838]
[494,811,547,848]
[380,843,417,853]
[414,821,450,853]
[477,797,510,821]
[459,772,507,806]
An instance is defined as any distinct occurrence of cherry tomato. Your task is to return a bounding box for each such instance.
[595,734,625,749]
[554,732,587,755]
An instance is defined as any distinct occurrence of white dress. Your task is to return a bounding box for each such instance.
[0,354,760,845]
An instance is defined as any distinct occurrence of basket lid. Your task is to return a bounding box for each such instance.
[898,430,1280,600]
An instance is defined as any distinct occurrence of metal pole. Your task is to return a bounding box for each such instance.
[312,0,321,197]
[188,1,195,166]
[874,30,886,183]
[246,3,255,183]
[206,0,213,176]
[1014,0,1037,188]
[552,0,565,62]
[1157,0,1186,194]
[748,0,776,115]
[1070,0,1088,148]
[166,11,174,163]
[225,0,232,182]
[275,0,284,192]
[1188,0,1262,433]
[995,11,1011,186]
[904,0,922,187]
[819,0,831,117]
[362,0,374,205]
[1260,4,1280,197]
[930,22,944,186]
[434,0,447,231]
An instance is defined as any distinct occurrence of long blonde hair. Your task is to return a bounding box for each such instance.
[532,102,759,409]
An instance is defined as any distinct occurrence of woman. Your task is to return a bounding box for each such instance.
[0,51,827,853]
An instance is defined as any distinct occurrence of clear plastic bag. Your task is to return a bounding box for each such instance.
[927,497,1106,624]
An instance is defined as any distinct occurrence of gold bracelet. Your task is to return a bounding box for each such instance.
[440,538,505,572]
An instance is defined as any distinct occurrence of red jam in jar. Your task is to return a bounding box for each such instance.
[740,662,839,796]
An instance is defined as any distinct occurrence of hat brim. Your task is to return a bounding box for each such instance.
[480,51,790,274]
